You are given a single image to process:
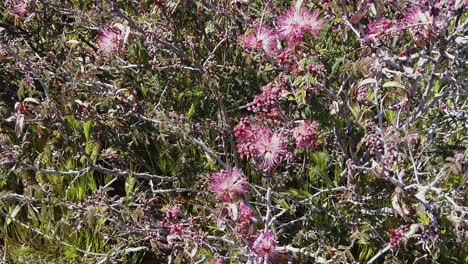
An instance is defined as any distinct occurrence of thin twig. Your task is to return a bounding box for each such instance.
[15,163,177,182]
[367,245,391,264]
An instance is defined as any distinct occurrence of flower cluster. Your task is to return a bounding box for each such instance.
[259,108,285,125]
[166,223,184,244]
[356,86,373,106]
[293,120,320,150]
[234,200,257,237]
[307,63,327,77]
[163,204,181,222]
[419,225,439,242]
[389,225,408,247]
[382,140,401,167]
[241,4,325,55]
[234,117,261,159]
[209,167,257,238]
[234,118,290,171]
[454,153,467,165]
[381,140,402,177]
[363,121,384,156]
[210,167,248,202]
[239,200,255,224]
[247,83,282,114]
[276,47,302,73]
[364,5,448,46]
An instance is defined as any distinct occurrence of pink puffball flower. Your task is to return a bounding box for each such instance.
[234,117,261,158]
[251,231,282,263]
[166,223,183,244]
[97,27,122,54]
[293,120,320,150]
[405,8,436,46]
[247,83,282,114]
[233,119,290,170]
[239,200,256,224]
[364,19,394,42]
[255,130,289,171]
[11,0,29,16]
[242,26,278,55]
[276,7,325,42]
[163,204,181,221]
[234,200,256,237]
[210,167,248,202]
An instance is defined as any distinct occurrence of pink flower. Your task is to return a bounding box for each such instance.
[234,118,263,158]
[166,223,183,244]
[255,130,289,170]
[277,47,300,72]
[234,200,256,237]
[276,7,325,42]
[210,167,248,202]
[356,86,373,106]
[234,119,290,170]
[247,83,282,114]
[302,10,325,38]
[307,63,327,76]
[364,19,394,42]
[258,107,285,125]
[405,8,436,46]
[97,27,122,54]
[163,204,181,221]
[251,231,282,263]
[239,200,256,224]
[241,27,278,55]
[11,0,29,16]
[416,0,467,12]
[293,120,320,149]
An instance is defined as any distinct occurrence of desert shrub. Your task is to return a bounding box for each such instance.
[0,0,466,263]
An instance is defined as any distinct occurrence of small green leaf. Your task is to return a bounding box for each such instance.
[83,120,93,142]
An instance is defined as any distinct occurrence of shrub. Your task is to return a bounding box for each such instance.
[0,0,466,263]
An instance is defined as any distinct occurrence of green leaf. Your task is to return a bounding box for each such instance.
[125,177,137,196]
[284,188,312,199]
[6,205,21,226]
[187,103,196,119]
[83,120,93,142]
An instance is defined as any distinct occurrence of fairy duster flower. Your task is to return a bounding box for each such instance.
[247,83,282,114]
[163,204,181,221]
[251,231,282,263]
[242,26,278,55]
[364,19,394,42]
[255,130,289,171]
[234,117,261,158]
[276,7,325,42]
[210,167,248,202]
[239,200,256,224]
[293,120,320,149]
[11,0,29,16]
[405,8,436,46]
[97,27,122,54]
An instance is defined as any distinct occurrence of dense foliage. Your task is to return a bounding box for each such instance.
[0,0,467,263]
